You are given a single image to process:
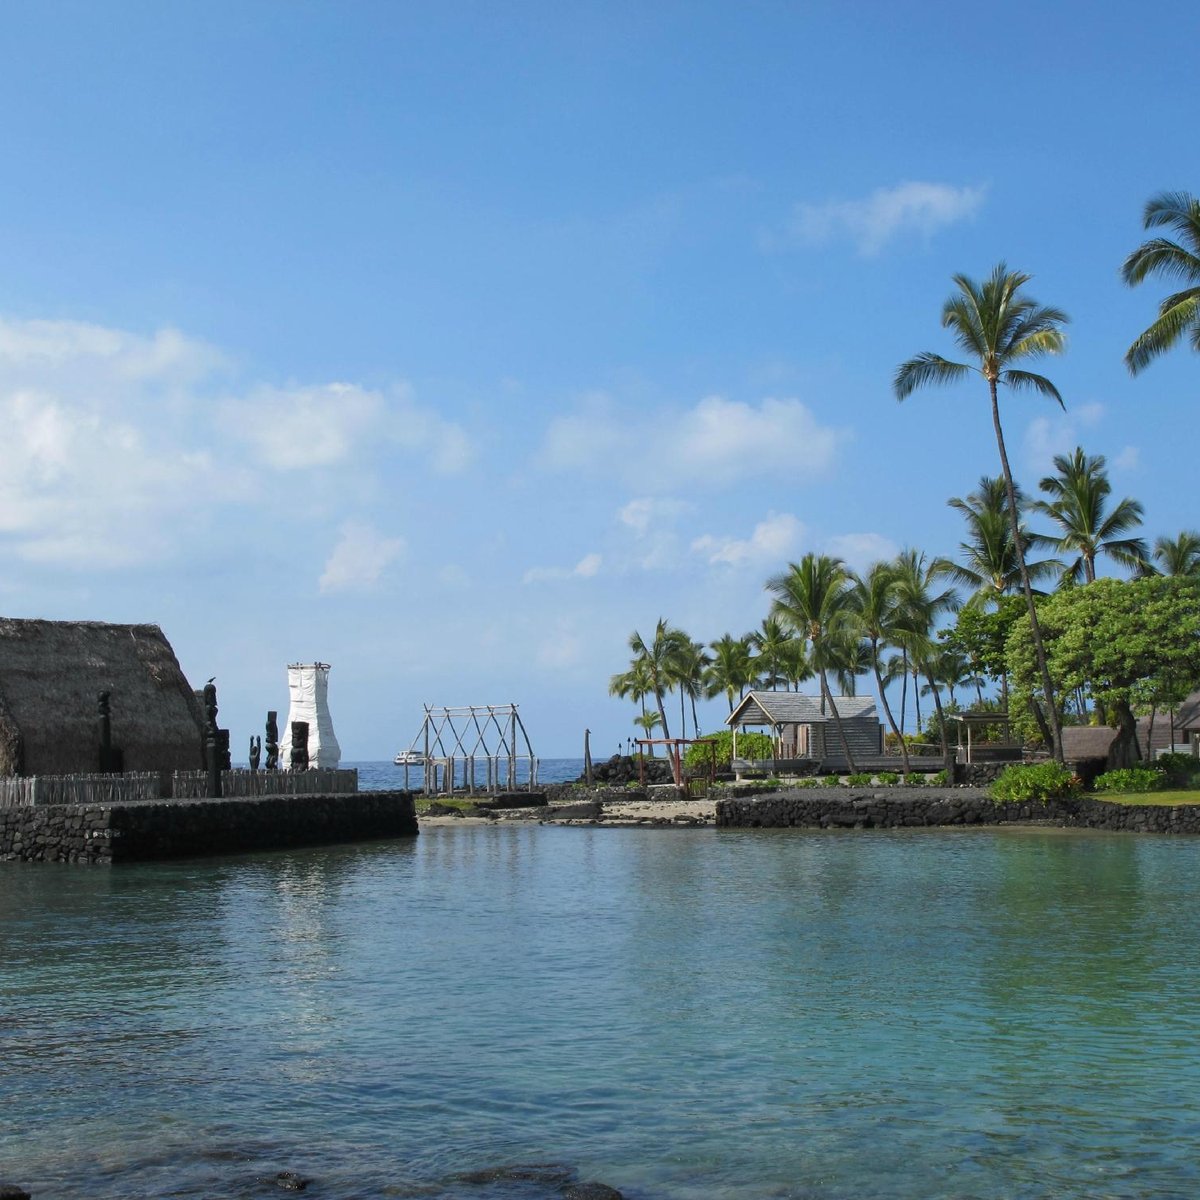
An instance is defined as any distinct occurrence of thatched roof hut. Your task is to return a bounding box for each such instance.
[0,619,205,777]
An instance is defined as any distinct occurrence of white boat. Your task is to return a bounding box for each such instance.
[394,749,424,766]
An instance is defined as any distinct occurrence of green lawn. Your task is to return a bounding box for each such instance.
[1098,789,1200,806]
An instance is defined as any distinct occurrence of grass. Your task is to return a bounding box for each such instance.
[1097,789,1200,806]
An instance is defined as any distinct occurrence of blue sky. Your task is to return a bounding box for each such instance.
[0,1,1196,758]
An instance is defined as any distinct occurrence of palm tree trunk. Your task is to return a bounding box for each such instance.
[821,670,858,774]
[922,662,951,769]
[989,377,1063,762]
[872,649,910,773]
[899,648,909,732]
[654,689,671,742]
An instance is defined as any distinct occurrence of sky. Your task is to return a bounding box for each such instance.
[0,0,1196,759]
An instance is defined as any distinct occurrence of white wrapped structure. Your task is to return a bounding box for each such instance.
[279,662,342,769]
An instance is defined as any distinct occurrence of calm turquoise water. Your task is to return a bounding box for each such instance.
[4,825,1200,1199]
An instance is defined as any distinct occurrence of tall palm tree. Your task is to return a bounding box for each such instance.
[704,633,756,712]
[767,553,858,772]
[891,549,960,766]
[1032,447,1147,584]
[895,263,1068,761]
[1121,190,1200,375]
[672,639,711,737]
[946,475,1060,604]
[850,561,911,771]
[633,710,662,754]
[750,616,794,690]
[608,658,653,719]
[1147,530,1200,577]
[780,637,815,692]
[626,618,688,742]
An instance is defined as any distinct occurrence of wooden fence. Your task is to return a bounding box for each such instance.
[0,768,359,808]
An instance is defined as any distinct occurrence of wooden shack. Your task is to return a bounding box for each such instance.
[0,619,205,777]
[727,690,884,770]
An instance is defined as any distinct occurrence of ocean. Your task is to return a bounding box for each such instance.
[4,824,1200,1198]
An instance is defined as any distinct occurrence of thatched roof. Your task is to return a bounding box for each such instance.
[0,619,205,777]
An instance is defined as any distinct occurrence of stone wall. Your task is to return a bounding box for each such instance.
[0,790,418,864]
[715,787,1200,834]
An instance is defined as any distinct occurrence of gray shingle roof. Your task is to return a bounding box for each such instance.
[727,690,878,727]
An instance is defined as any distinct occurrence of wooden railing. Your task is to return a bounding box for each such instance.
[0,768,359,808]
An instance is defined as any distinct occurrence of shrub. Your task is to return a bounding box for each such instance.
[684,729,775,770]
[875,771,900,787]
[1156,752,1200,788]
[927,770,950,787]
[903,773,925,787]
[845,773,874,787]
[794,777,820,789]
[990,762,1079,805]
[1094,767,1164,794]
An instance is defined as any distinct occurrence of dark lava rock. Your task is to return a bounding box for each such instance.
[425,802,463,817]
[271,1171,310,1191]
[544,801,603,820]
[451,1162,577,1187]
[0,1185,32,1199]
[562,1184,624,1200]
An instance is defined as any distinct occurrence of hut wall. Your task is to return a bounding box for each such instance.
[0,620,205,777]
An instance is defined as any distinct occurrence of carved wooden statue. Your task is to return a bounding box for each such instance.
[265,711,279,770]
[249,735,262,772]
[290,720,309,771]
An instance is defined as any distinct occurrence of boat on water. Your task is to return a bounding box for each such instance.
[394,749,424,766]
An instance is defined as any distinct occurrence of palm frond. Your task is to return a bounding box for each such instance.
[1121,237,1200,287]
[1125,293,1200,373]
[893,352,972,399]
[1001,369,1065,408]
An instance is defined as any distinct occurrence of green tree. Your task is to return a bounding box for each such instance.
[850,560,911,771]
[1031,447,1147,584]
[767,553,859,772]
[633,709,663,753]
[1121,190,1200,375]
[1146,530,1200,578]
[891,548,960,765]
[704,633,756,712]
[895,263,1068,761]
[673,639,711,737]
[945,475,1060,604]
[942,595,1025,708]
[1006,576,1200,767]
[625,618,689,742]
[750,616,795,690]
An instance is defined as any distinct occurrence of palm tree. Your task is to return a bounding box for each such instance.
[767,553,858,773]
[1032,447,1147,584]
[895,263,1068,761]
[1121,190,1200,375]
[945,475,1060,604]
[850,561,911,772]
[891,549,959,767]
[626,618,688,742]
[1148,530,1200,577]
[780,637,815,692]
[750,616,794,690]
[609,658,653,719]
[672,640,711,737]
[704,633,756,712]
[633,710,662,754]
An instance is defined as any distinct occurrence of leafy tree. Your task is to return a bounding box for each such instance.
[941,595,1025,707]
[704,633,756,712]
[1031,447,1147,584]
[850,560,910,771]
[683,729,775,770]
[945,475,1060,604]
[625,618,689,741]
[1006,576,1200,767]
[767,553,859,772]
[1146,530,1200,578]
[750,616,794,690]
[891,548,959,764]
[895,263,1068,761]
[1121,190,1200,375]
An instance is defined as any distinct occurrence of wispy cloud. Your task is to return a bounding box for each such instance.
[692,512,805,567]
[824,532,900,571]
[775,181,986,256]
[1023,401,1105,473]
[522,552,603,584]
[319,520,406,594]
[543,393,849,491]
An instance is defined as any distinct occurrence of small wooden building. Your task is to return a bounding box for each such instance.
[0,619,205,777]
[727,690,883,769]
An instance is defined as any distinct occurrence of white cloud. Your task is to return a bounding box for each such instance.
[824,532,900,571]
[1113,446,1141,472]
[523,553,603,584]
[543,394,848,491]
[780,181,986,256]
[535,621,584,670]
[1023,401,1105,474]
[318,521,406,594]
[692,512,805,567]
